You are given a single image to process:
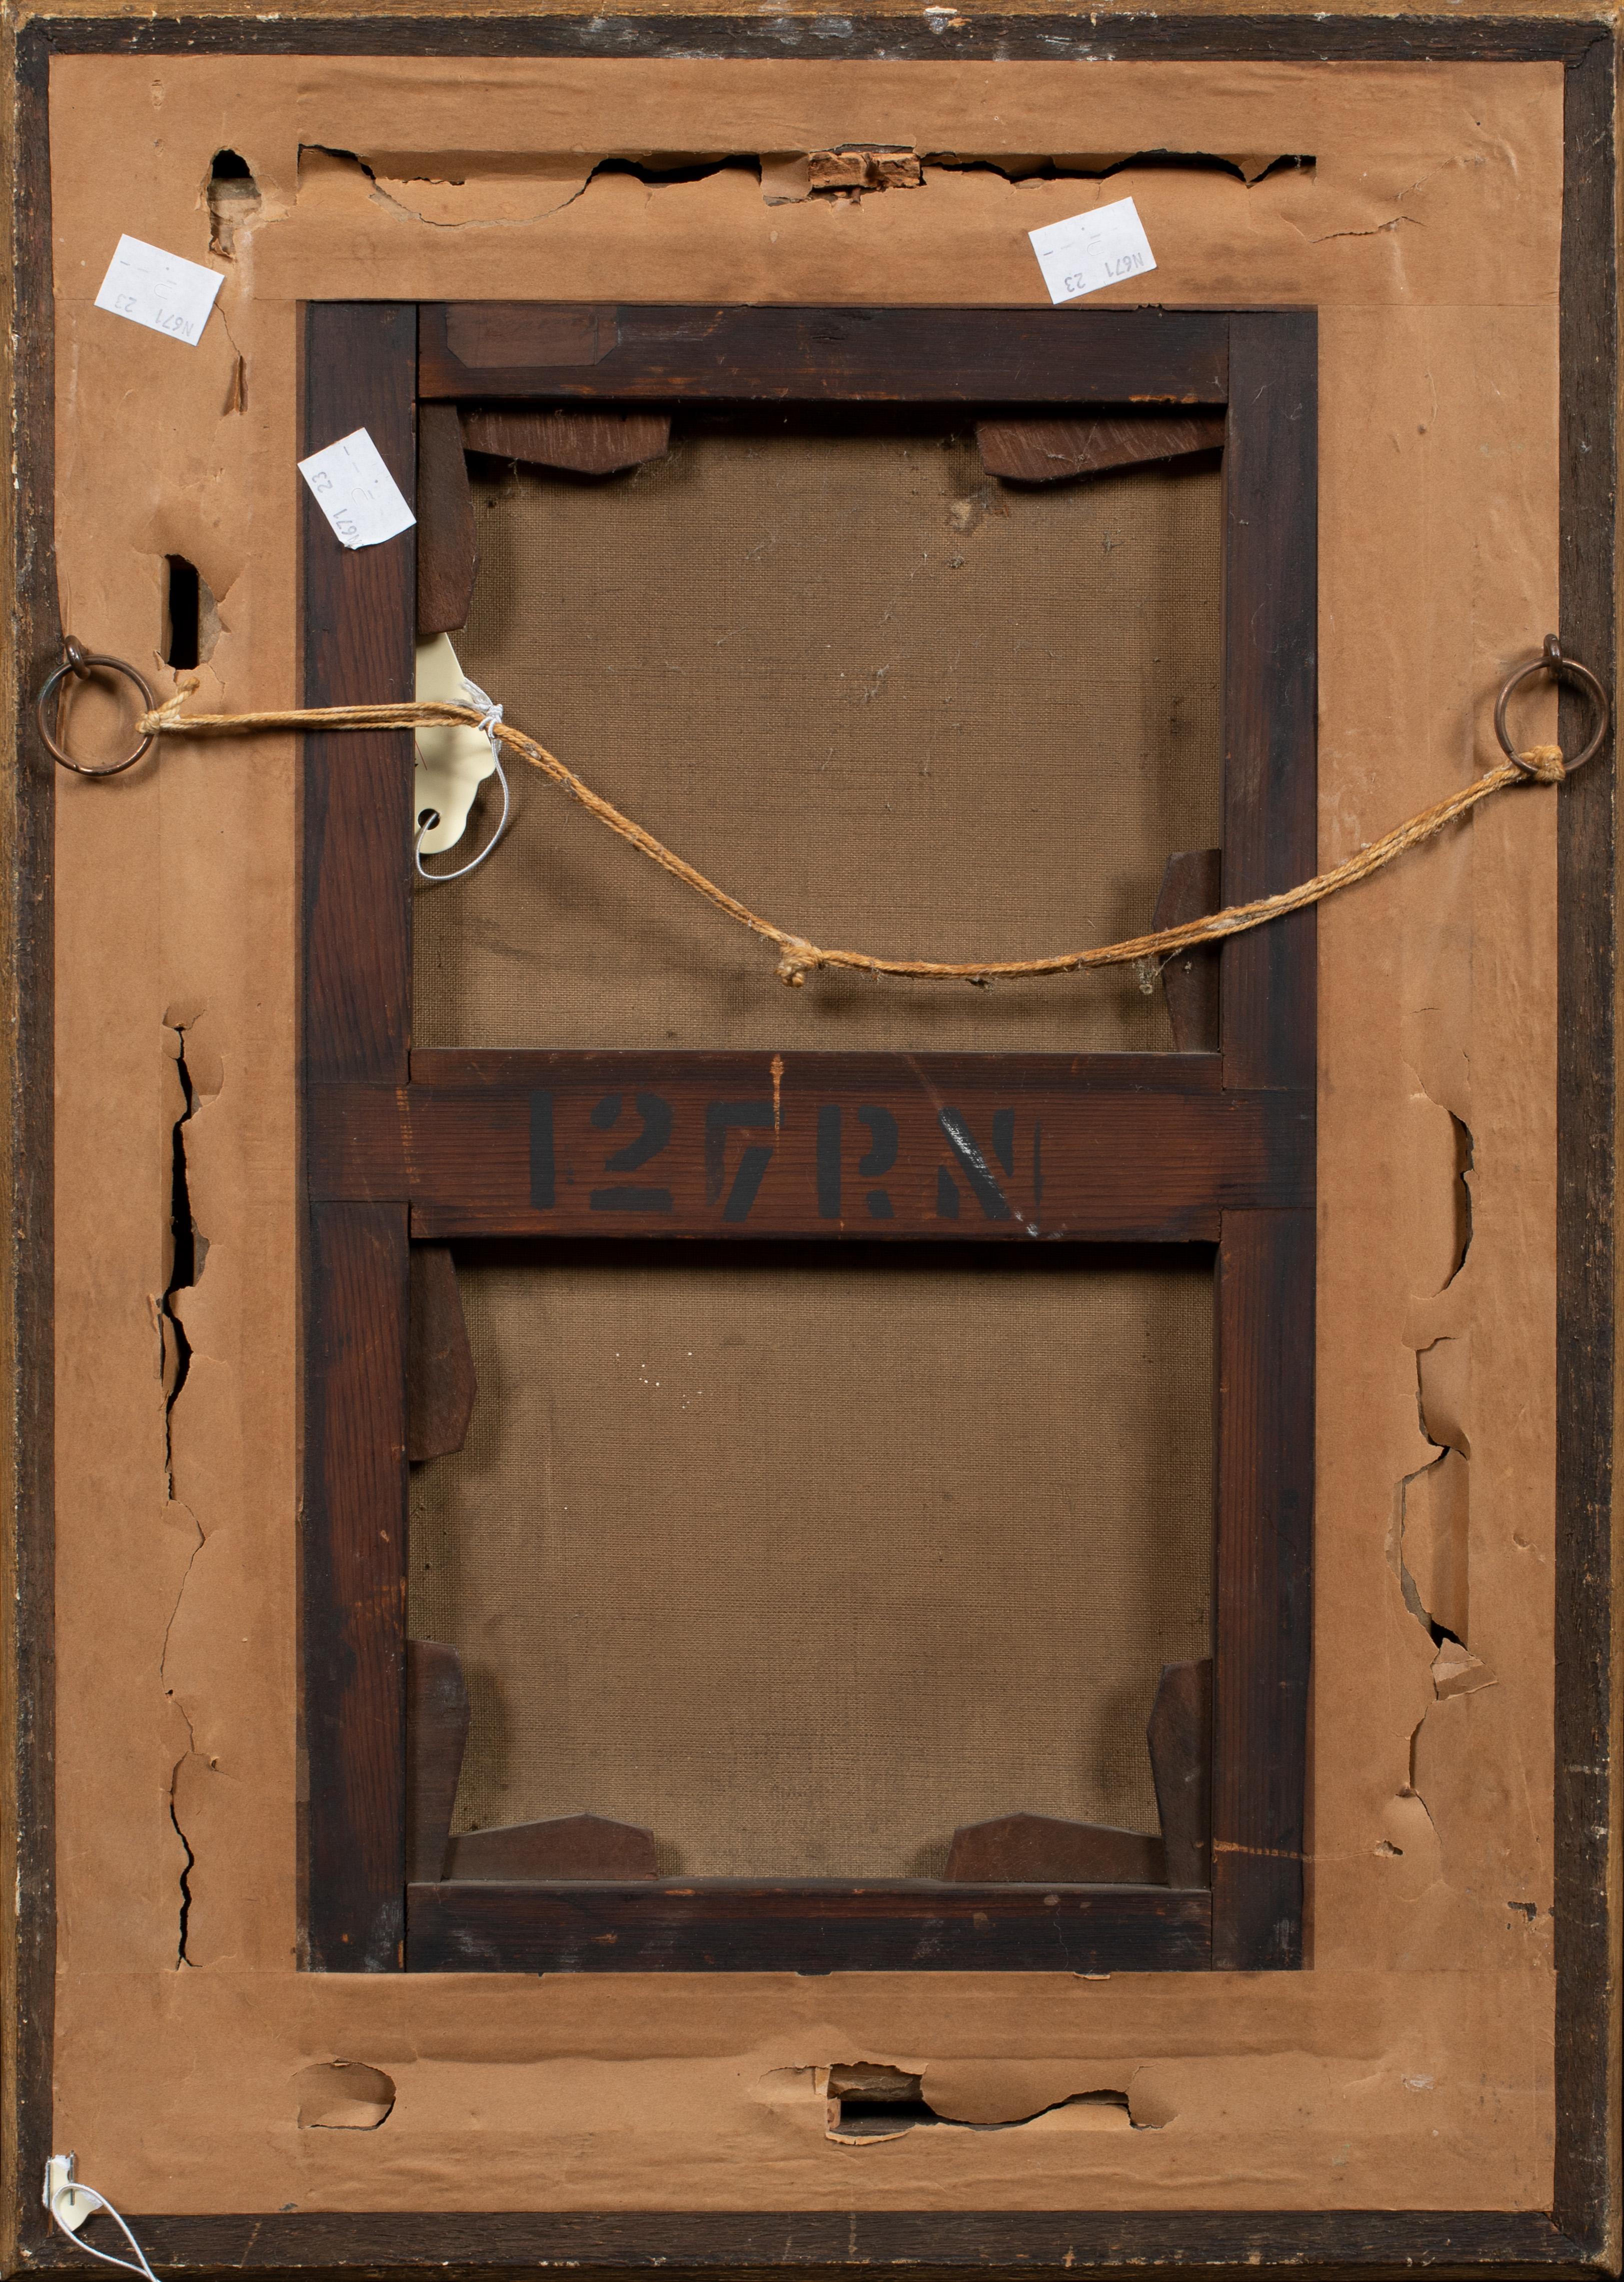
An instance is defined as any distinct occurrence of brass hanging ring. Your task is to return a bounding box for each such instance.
[1494,634,1611,778]
[35,637,157,776]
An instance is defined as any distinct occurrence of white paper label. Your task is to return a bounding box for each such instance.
[298,428,416,551]
[94,234,225,347]
[1028,197,1157,306]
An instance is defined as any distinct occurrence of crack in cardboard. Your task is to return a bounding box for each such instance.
[822,2060,1150,2140]
[159,1018,210,1967]
[160,1502,204,1681]
[299,142,1311,227]
[1405,1718,1435,1822]
[1309,216,1421,247]
[1381,1070,1495,1873]
[1387,1083,1489,1711]
[169,1742,199,1971]
[924,150,1310,189]
[160,1022,202,1502]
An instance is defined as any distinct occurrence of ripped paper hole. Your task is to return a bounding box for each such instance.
[299,428,415,550]
[1028,197,1156,304]
[94,234,223,347]
[295,2061,397,2129]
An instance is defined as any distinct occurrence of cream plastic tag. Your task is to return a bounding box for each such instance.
[414,635,497,853]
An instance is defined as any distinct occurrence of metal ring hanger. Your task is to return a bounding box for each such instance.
[35,637,156,777]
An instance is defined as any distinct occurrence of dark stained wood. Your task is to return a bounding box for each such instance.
[446,1813,659,1882]
[15,2206,1600,2275]
[302,302,417,1086]
[36,17,1609,63]
[420,306,1230,406]
[407,1243,476,1461]
[1552,27,1617,2260]
[416,403,478,636]
[1147,1658,1213,1889]
[303,1202,410,1970]
[4,23,59,2266]
[1153,850,1223,1053]
[309,1053,1312,1242]
[1211,1211,1312,1969]
[944,1812,1165,1885]
[405,1640,469,1884]
[301,303,419,1972]
[1221,313,1317,1095]
[462,406,671,476]
[313,299,1316,1997]
[977,412,1225,485]
[305,300,1319,1997]
[407,1879,1210,1972]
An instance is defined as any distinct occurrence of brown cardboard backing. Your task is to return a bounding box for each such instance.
[48,51,1562,2213]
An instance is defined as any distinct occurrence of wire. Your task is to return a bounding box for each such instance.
[46,2173,159,2282]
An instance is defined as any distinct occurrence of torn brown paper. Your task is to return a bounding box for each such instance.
[47,48,1561,2215]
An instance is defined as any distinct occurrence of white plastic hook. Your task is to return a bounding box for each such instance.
[415,677,510,886]
[44,2157,159,2282]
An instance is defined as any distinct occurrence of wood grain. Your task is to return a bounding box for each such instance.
[420,306,1230,405]
[309,1052,1311,1241]
[302,302,417,1087]
[35,16,1609,63]
[301,304,418,1971]
[977,412,1225,484]
[1552,26,1619,2259]
[304,1202,410,1969]
[944,1813,1165,1885]
[407,1243,476,1462]
[405,1639,469,1884]
[1153,850,1223,1054]
[15,2207,1596,2275]
[1211,1211,1313,1968]
[462,406,671,475]
[407,1879,1210,1972]
[3,24,60,2265]
[416,402,477,635]
[446,1814,659,1882]
[1220,313,1317,1094]
[1147,1658,1213,1889]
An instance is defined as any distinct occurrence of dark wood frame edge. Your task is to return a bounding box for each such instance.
[6,12,1614,2276]
[20,13,1618,61]
[1552,25,1618,2268]
[3,19,59,2281]
[11,2208,1610,2278]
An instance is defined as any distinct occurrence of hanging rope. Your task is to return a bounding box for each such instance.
[36,635,1610,992]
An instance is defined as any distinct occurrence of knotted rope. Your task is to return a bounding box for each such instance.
[137,681,1567,989]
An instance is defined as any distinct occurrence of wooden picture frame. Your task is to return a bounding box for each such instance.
[301,301,1317,1980]
[7,12,1614,2273]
